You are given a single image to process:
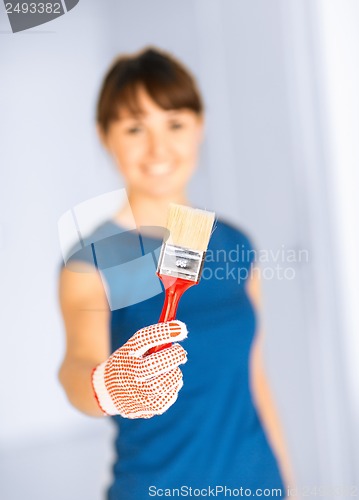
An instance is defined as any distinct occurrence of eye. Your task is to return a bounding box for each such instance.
[125,124,144,135]
[169,120,184,131]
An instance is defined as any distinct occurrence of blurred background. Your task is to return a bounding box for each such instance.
[1,0,358,498]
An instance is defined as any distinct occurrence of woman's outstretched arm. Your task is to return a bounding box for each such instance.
[58,263,110,417]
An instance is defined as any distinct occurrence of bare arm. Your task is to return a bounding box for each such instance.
[58,262,110,417]
[246,270,295,488]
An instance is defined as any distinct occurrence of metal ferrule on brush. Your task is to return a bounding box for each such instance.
[157,242,206,283]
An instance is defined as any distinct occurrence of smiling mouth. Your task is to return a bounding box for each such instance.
[143,163,175,177]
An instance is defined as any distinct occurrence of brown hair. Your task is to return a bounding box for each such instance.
[96,47,204,134]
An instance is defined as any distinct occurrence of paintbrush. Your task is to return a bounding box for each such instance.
[147,203,215,355]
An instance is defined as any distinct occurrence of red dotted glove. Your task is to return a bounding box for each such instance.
[91,320,188,418]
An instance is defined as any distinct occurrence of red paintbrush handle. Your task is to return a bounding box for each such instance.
[147,275,197,355]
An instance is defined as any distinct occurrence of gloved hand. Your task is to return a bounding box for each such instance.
[91,320,188,418]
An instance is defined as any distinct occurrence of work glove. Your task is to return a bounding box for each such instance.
[91,320,188,418]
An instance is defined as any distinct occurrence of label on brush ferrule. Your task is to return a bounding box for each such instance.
[157,244,205,282]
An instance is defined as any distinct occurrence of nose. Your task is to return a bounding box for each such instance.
[146,129,170,161]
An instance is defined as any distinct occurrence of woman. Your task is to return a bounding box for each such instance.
[58,47,293,499]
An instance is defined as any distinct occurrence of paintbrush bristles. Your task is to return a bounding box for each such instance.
[165,204,215,252]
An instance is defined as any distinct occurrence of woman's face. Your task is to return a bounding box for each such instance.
[100,86,204,199]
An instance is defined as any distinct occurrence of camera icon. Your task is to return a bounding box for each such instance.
[58,189,167,311]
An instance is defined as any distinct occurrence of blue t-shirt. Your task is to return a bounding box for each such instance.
[61,218,285,499]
